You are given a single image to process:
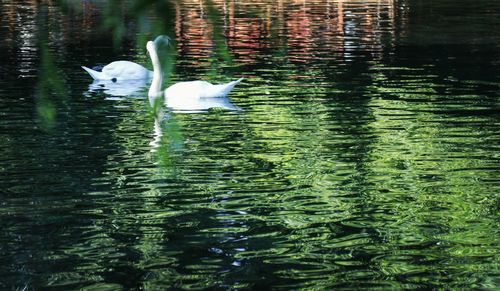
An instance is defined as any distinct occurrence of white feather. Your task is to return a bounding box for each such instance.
[82,61,152,81]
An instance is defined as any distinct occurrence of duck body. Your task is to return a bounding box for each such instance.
[82,61,152,81]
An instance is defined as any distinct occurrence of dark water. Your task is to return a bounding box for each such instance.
[1,0,499,289]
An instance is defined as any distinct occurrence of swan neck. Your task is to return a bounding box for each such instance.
[148,44,163,98]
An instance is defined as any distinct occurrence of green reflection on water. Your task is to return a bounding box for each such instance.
[35,6,69,131]
[1,0,499,290]
[204,0,234,76]
[36,44,67,125]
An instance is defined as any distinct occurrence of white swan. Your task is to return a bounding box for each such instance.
[82,36,171,81]
[146,40,243,111]
[82,61,152,81]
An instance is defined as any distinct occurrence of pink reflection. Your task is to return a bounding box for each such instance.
[172,0,404,66]
[0,0,407,70]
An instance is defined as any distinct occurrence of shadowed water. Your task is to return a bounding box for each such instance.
[0,0,499,289]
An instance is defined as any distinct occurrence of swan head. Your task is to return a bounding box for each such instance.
[153,35,171,47]
[147,36,171,55]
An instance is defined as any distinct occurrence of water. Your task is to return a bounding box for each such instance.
[1,0,499,289]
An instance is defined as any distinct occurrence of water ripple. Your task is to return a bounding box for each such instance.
[0,0,498,289]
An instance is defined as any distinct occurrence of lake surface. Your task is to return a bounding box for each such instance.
[0,0,499,289]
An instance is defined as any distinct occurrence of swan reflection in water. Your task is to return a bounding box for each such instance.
[147,94,241,153]
[162,95,242,113]
[86,78,150,99]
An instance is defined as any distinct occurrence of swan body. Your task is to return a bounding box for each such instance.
[162,79,243,111]
[163,78,243,99]
[82,61,152,81]
[146,40,243,111]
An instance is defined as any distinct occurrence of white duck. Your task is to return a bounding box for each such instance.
[146,40,243,111]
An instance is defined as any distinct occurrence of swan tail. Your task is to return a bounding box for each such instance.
[81,66,105,80]
[232,77,245,86]
[213,77,245,97]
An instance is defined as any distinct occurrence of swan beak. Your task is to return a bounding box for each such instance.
[163,36,172,47]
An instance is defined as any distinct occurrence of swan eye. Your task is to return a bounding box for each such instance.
[111,78,117,82]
